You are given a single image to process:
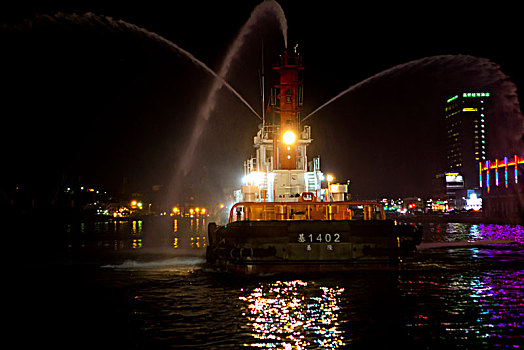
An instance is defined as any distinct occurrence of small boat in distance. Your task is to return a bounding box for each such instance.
[206,49,422,274]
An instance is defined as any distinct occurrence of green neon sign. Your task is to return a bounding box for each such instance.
[462,92,490,98]
[447,95,458,103]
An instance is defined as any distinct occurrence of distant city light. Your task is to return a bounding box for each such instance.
[465,192,482,211]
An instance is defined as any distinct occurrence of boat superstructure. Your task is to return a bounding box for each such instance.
[207,49,422,273]
[234,49,327,204]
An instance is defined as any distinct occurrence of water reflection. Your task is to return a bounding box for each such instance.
[400,269,524,348]
[66,217,207,252]
[471,224,524,244]
[52,221,524,348]
[424,222,524,244]
[239,280,345,349]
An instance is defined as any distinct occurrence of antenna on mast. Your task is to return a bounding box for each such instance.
[261,40,265,127]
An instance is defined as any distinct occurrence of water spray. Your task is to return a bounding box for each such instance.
[175,0,288,181]
[19,12,261,120]
[302,54,524,143]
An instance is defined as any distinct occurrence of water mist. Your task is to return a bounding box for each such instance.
[171,0,288,203]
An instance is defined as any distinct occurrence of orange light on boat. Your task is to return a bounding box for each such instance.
[282,130,296,145]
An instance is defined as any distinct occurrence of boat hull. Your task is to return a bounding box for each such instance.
[206,220,422,274]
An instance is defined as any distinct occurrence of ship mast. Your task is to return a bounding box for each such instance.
[273,48,304,170]
[260,41,265,127]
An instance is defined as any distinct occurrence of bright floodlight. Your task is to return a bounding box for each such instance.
[326,174,334,182]
[282,130,296,145]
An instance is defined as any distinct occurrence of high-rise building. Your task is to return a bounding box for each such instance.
[443,92,491,207]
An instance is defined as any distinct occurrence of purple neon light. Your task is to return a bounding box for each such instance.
[516,156,519,184]
[480,155,523,190]
[486,161,490,192]
[504,157,508,188]
[479,172,482,188]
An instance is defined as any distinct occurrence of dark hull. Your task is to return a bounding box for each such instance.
[206,220,422,274]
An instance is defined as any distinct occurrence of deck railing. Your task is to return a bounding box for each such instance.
[229,201,386,223]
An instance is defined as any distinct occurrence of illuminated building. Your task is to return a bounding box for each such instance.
[443,92,491,208]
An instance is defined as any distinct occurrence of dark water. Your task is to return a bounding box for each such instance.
[14,219,524,349]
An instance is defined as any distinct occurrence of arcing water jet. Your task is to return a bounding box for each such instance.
[11,12,261,121]
[302,54,524,155]
[176,0,288,179]
[4,6,288,205]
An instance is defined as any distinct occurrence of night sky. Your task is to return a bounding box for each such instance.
[1,1,523,205]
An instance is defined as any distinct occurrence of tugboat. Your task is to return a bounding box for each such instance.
[206,49,422,273]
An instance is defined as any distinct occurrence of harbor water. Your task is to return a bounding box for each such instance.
[13,218,524,349]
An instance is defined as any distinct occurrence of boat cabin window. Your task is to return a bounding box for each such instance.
[285,89,292,103]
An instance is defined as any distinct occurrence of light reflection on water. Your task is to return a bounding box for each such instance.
[70,219,524,252]
[424,222,524,244]
[66,217,208,252]
[239,280,345,349]
[471,224,524,244]
[40,221,524,348]
[399,269,524,348]
[233,267,524,349]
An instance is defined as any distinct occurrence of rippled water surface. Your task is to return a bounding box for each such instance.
[17,219,524,349]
